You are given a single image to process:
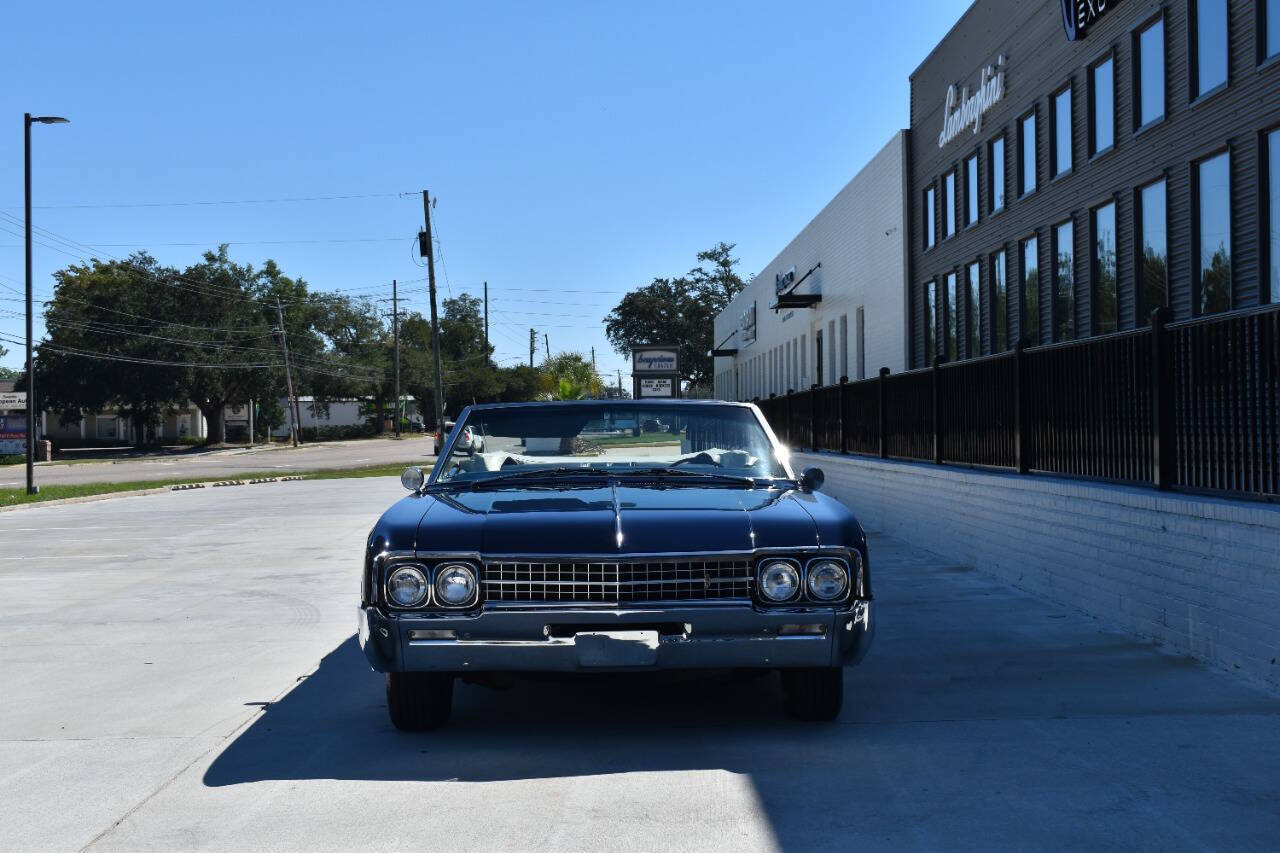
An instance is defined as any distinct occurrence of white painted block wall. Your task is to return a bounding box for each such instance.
[795,452,1280,692]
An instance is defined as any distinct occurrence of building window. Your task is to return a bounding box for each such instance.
[990,136,1006,213]
[965,154,979,226]
[992,249,1009,352]
[1196,151,1232,314]
[1022,236,1040,346]
[854,310,865,379]
[814,330,823,387]
[966,261,981,358]
[944,272,958,362]
[1269,130,1280,303]
[840,313,850,378]
[1020,111,1037,196]
[1193,0,1229,98]
[923,185,936,249]
[1268,0,1280,61]
[1139,179,1168,320]
[925,282,938,367]
[943,170,956,239]
[95,416,118,440]
[1136,17,1165,128]
[1052,86,1072,177]
[1053,220,1075,341]
[1093,202,1117,334]
[828,319,837,381]
[1090,57,1114,156]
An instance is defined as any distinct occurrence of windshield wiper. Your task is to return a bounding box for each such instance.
[612,468,773,487]
[435,466,611,490]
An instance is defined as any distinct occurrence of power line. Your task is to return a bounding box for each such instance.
[7,191,419,211]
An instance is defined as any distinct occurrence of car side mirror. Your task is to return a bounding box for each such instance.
[799,467,825,493]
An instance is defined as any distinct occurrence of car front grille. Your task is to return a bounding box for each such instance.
[482,557,753,603]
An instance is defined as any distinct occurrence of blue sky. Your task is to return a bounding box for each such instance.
[3,0,971,385]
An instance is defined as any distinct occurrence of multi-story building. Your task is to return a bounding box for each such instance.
[910,0,1280,366]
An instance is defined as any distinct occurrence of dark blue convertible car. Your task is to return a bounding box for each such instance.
[359,399,874,729]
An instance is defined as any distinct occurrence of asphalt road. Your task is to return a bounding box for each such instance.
[0,437,435,488]
[2,479,1278,851]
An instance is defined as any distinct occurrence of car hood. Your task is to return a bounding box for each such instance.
[409,484,825,555]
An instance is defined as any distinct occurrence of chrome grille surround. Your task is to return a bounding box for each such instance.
[482,557,754,604]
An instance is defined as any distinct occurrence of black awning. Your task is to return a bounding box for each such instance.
[770,293,823,310]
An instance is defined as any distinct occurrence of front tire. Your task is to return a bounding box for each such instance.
[782,667,844,721]
[386,672,454,730]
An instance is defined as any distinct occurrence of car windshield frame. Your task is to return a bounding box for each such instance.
[427,401,796,488]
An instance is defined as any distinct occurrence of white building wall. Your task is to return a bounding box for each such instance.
[713,131,909,401]
[798,452,1280,693]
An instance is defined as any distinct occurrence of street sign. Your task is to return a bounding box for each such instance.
[638,377,674,398]
[0,391,27,410]
[632,349,678,374]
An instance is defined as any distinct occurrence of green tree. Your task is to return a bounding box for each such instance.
[173,247,285,444]
[0,344,17,381]
[604,242,746,389]
[36,255,189,446]
[496,365,542,402]
[540,351,602,398]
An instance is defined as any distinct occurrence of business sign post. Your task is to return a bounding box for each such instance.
[0,414,27,456]
[631,345,680,399]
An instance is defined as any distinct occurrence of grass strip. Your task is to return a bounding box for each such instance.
[0,460,429,508]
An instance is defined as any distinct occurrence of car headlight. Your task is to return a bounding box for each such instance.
[806,559,849,601]
[401,466,426,491]
[434,562,477,606]
[386,565,429,607]
[759,560,800,602]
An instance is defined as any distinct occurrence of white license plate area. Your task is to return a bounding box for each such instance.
[574,630,660,667]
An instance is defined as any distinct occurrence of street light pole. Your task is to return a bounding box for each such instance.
[23,113,68,496]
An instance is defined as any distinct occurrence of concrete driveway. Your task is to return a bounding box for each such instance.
[1,479,1277,851]
[0,436,434,488]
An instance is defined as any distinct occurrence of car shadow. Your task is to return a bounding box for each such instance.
[205,635,877,847]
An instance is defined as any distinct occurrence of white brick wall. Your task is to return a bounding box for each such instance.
[795,452,1280,692]
[713,132,908,401]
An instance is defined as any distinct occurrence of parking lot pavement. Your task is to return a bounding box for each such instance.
[0,436,434,488]
[2,480,1278,852]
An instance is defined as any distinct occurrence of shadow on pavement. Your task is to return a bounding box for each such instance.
[204,553,1280,850]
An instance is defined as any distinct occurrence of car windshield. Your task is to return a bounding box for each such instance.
[434,403,788,485]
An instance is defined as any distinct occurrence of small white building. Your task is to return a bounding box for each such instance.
[270,396,421,437]
[713,132,910,401]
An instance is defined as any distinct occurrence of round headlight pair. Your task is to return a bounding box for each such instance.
[758,558,850,603]
[385,562,477,608]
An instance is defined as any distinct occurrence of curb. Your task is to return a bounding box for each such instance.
[1,475,312,514]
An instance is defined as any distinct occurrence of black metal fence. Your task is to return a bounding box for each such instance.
[755,306,1280,501]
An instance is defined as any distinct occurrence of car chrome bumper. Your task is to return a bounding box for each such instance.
[359,600,874,673]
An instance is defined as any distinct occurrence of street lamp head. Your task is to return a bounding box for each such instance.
[31,116,69,124]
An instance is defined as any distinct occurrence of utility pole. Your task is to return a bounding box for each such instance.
[392,278,400,437]
[421,190,445,430]
[617,369,623,394]
[274,297,300,448]
[483,281,489,359]
[591,347,596,371]
[529,328,536,368]
[23,113,69,494]
[544,334,550,361]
